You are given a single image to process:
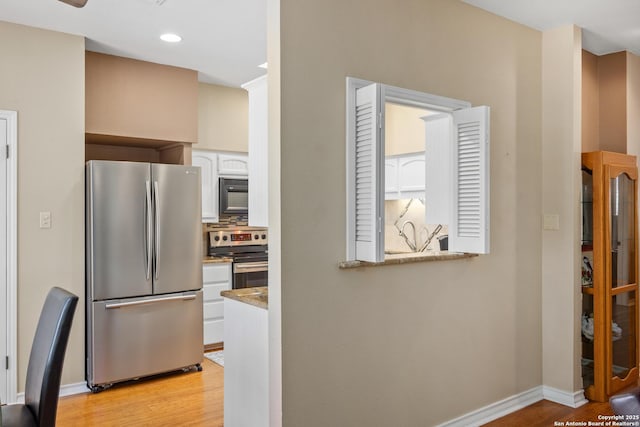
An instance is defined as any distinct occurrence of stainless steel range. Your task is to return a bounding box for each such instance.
[208,227,268,289]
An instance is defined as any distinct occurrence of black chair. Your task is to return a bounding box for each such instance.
[1,287,78,427]
[609,387,640,416]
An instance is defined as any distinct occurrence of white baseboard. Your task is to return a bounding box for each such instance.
[542,385,588,408]
[436,384,589,427]
[14,381,89,403]
[436,386,544,427]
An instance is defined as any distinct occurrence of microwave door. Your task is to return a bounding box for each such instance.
[227,188,248,212]
[220,178,248,214]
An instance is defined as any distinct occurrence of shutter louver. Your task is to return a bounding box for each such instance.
[449,106,490,254]
[352,84,383,262]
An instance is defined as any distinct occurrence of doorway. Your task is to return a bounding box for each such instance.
[0,110,17,404]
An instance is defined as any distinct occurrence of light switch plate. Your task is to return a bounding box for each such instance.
[543,214,559,230]
[39,211,51,229]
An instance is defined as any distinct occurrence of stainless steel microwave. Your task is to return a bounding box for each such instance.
[219,178,248,215]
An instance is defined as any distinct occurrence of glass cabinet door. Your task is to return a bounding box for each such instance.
[581,168,595,391]
[605,165,639,394]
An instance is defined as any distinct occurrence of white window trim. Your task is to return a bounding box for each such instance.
[0,110,18,403]
[346,77,489,262]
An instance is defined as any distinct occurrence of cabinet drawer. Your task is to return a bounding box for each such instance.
[204,283,229,302]
[203,263,231,283]
[204,319,224,345]
[204,300,224,320]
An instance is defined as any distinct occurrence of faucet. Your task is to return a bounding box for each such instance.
[419,224,443,252]
[399,220,417,252]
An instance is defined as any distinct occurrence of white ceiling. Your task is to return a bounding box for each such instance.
[462,0,640,57]
[0,0,266,87]
[2,1,639,88]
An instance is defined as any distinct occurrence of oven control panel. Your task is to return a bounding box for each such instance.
[209,228,268,247]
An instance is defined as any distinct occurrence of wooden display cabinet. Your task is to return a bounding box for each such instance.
[581,151,639,402]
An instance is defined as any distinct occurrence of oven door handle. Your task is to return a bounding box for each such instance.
[234,261,268,274]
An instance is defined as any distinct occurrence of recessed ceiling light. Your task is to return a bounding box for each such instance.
[258,62,268,69]
[160,33,182,43]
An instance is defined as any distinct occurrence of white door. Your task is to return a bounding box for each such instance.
[0,116,7,403]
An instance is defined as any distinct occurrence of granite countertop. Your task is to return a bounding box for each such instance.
[203,256,233,264]
[221,286,268,309]
[339,251,477,268]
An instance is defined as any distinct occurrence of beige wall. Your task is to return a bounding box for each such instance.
[385,103,429,155]
[0,21,85,390]
[86,52,198,144]
[541,25,583,393]
[582,50,599,152]
[598,52,627,153]
[626,52,640,159]
[277,0,542,424]
[196,83,248,152]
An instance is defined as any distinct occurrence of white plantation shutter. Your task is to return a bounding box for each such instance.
[449,106,490,254]
[352,83,384,262]
[423,113,452,225]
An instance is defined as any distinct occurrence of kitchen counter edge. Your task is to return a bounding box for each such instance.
[221,287,268,310]
[203,256,233,264]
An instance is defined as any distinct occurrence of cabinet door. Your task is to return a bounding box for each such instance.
[398,154,425,194]
[218,153,249,176]
[604,165,639,395]
[385,157,399,199]
[203,263,232,345]
[192,151,218,222]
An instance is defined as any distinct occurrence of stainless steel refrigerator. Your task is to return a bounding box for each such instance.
[86,160,203,392]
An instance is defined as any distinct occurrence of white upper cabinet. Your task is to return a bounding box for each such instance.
[192,150,218,222]
[218,153,249,177]
[385,158,399,196]
[242,75,268,227]
[385,152,425,200]
[398,154,425,194]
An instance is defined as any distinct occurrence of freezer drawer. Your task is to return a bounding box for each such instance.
[87,291,203,388]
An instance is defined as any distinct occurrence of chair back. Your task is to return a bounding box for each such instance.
[609,388,640,416]
[24,287,78,427]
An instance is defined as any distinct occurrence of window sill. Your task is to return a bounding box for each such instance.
[339,251,478,269]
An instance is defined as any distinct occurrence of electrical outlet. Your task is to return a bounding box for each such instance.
[39,212,51,229]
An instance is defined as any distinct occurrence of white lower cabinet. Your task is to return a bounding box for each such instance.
[203,262,232,346]
[224,297,268,427]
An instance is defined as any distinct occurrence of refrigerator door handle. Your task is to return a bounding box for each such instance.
[105,294,197,309]
[145,180,153,281]
[153,180,160,281]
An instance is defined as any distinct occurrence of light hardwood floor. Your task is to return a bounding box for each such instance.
[56,358,223,426]
[486,379,640,427]
[55,360,635,426]
[484,399,615,426]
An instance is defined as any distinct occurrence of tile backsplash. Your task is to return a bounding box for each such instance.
[384,199,448,253]
[206,213,248,229]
